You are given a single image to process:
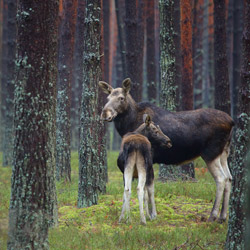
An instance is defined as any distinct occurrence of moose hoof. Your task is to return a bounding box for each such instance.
[218,217,227,224]
[150,213,157,220]
[208,215,217,222]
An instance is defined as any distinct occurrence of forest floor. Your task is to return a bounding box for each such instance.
[0,151,227,250]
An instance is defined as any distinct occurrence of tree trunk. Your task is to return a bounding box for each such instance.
[214,0,230,114]
[56,0,77,182]
[125,0,142,102]
[231,0,243,120]
[159,0,181,180]
[78,0,106,207]
[226,2,250,248]
[193,0,203,109]
[146,0,157,103]
[1,0,16,167]
[7,1,59,248]
[71,0,85,151]
[115,0,126,78]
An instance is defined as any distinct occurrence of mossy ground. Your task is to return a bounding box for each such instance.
[0,151,227,249]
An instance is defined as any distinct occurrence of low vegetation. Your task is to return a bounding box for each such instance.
[0,152,227,249]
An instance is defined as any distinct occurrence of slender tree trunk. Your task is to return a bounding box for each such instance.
[115,0,126,78]
[1,0,16,167]
[226,2,250,247]
[214,0,230,114]
[179,0,195,180]
[193,0,203,109]
[125,0,142,102]
[136,0,145,95]
[78,0,106,207]
[56,0,77,182]
[146,0,157,103]
[71,0,85,151]
[1,0,8,165]
[202,0,210,108]
[7,1,59,248]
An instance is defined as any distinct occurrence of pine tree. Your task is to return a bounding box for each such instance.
[214,0,231,114]
[78,0,106,207]
[7,1,59,248]
[226,1,250,248]
[56,0,77,181]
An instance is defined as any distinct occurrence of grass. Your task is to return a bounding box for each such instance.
[0,151,228,249]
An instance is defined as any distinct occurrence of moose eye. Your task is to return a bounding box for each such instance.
[119,97,124,101]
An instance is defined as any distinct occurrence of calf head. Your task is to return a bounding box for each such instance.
[98,78,131,122]
[137,114,172,148]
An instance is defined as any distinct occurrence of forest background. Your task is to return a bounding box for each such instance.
[0,0,249,249]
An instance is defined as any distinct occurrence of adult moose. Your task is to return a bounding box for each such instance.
[99,78,235,222]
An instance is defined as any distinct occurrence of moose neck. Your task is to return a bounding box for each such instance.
[114,95,139,137]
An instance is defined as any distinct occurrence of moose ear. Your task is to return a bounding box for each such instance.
[122,78,131,94]
[98,81,113,94]
[143,114,151,126]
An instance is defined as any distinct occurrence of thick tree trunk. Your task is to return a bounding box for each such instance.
[146,0,157,103]
[56,0,77,182]
[7,1,59,249]
[125,0,142,102]
[226,2,250,248]
[214,0,230,114]
[78,0,106,207]
[159,0,181,180]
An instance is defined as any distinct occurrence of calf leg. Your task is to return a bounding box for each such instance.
[219,148,232,222]
[119,154,135,223]
[147,181,157,220]
[205,156,227,222]
[137,154,147,225]
[143,187,150,219]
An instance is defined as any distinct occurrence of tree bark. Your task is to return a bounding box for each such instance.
[146,0,157,103]
[78,0,106,207]
[226,2,250,248]
[7,1,59,248]
[71,0,85,151]
[193,0,203,109]
[125,0,142,102]
[214,0,231,114]
[56,0,77,182]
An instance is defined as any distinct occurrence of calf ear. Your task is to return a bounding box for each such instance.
[143,114,151,126]
[122,78,131,94]
[98,81,113,94]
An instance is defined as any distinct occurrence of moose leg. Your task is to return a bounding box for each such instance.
[147,181,157,220]
[143,187,150,219]
[219,149,232,222]
[137,155,147,225]
[119,155,135,223]
[205,156,227,222]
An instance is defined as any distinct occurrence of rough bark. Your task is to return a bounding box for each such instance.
[159,0,180,180]
[193,0,203,109]
[78,0,106,207]
[56,0,77,182]
[231,0,243,120]
[71,0,85,151]
[125,0,142,102]
[146,0,157,103]
[7,1,59,249]
[214,0,231,114]
[115,0,126,78]
[226,2,250,248]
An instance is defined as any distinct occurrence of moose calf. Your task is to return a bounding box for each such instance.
[118,114,172,224]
